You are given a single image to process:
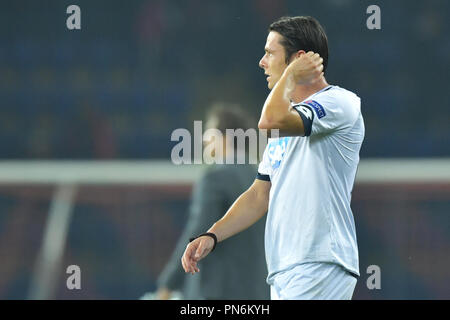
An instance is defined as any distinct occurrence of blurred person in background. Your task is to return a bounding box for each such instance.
[150,102,269,300]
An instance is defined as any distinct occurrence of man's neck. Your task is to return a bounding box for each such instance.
[290,77,330,104]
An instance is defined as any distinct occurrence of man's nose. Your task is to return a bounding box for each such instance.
[259,56,266,69]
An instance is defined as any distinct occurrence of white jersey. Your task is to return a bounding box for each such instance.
[257,85,364,285]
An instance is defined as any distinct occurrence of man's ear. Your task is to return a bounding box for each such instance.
[288,50,306,64]
[296,50,306,57]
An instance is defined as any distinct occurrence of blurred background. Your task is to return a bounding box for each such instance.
[0,0,449,299]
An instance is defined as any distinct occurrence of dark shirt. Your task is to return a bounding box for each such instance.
[157,163,269,299]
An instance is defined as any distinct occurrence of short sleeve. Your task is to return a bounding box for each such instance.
[256,142,272,180]
[292,88,361,136]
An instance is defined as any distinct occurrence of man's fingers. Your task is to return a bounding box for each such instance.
[189,244,199,273]
[183,255,192,273]
[312,55,322,66]
[190,243,200,274]
[181,240,205,275]
[181,251,188,272]
[194,241,204,259]
[182,243,195,273]
[181,237,214,274]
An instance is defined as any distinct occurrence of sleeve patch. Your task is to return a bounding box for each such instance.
[303,100,326,119]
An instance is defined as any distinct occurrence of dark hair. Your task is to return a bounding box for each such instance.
[205,102,256,154]
[269,16,329,72]
[206,102,254,133]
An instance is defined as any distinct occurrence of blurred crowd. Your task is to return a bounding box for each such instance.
[0,0,448,159]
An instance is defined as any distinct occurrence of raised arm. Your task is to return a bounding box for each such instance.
[258,51,324,136]
[181,178,271,274]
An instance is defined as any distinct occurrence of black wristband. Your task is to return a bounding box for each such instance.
[189,232,217,252]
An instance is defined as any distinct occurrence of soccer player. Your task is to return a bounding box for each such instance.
[181,16,365,300]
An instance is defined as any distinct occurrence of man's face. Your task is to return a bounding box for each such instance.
[259,31,289,90]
